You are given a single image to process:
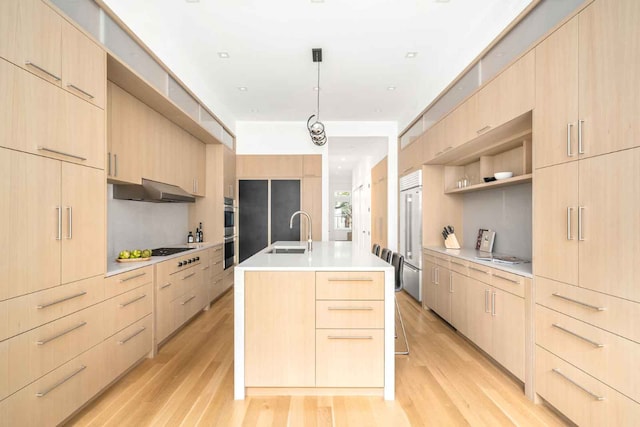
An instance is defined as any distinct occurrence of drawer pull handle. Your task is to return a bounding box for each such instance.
[37,291,87,309]
[25,61,61,81]
[119,294,146,308]
[552,323,604,348]
[119,272,147,282]
[37,146,86,161]
[328,278,374,282]
[202,266,210,270]
[181,295,196,305]
[183,272,196,280]
[450,261,466,267]
[160,282,172,289]
[328,306,374,311]
[327,335,373,340]
[36,365,86,397]
[476,125,491,134]
[118,327,146,345]
[214,261,222,265]
[493,274,520,284]
[470,266,489,274]
[552,293,605,311]
[66,83,94,99]
[551,368,605,401]
[37,321,87,345]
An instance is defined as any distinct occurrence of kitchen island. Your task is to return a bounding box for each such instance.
[234,241,395,400]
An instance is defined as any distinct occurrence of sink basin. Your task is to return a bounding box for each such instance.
[266,246,306,254]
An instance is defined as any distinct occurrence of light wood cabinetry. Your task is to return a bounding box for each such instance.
[103,283,152,338]
[371,157,388,248]
[223,145,236,199]
[445,94,480,150]
[303,155,322,177]
[435,265,452,324]
[301,176,322,241]
[422,254,437,311]
[465,276,493,355]
[398,139,423,177]
[107,81,143,183]
[102,314,152,385]
[316,271,384,300]
[236,155,302,179]
[244,271,316,387]
[450,270,468,335]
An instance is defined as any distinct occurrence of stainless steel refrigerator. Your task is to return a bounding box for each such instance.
[399,170,422,302]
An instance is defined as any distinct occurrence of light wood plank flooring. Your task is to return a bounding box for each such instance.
[66,290,567,426]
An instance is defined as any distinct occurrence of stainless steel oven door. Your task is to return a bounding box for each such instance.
[224,236,235,269]
[224,204,235,238]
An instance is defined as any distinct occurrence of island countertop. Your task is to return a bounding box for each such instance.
[235,241,394,271]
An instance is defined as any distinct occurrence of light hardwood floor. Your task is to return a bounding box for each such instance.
[66,290,567,426]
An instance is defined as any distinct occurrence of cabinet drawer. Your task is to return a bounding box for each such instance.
[2,302,104,401]
[316,301,384,329]
[536,346,640,427]
[536,277,640,343]
[175,284,206,326]
[448,257,468,275]
[316,329,384,387]
[208,273,224,302]
[432,253,450,268]
[467,262,491,284]
[103,283,152,337]
[490,268,525,298]
[316,272,384,300]
[104,266,152,299]
[212,245,223,262]
[2,341,106,427]
[103,315,151,385]
[536,305,640,403]
[2,275,104,342]
[211,257,224,276]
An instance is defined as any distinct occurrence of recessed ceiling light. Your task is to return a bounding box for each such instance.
[405,52,418,58]
[387,86,396,91]
[313,86,320,91]
[237,87,248,91]
[341,157,346,161]
[217,52,230,59]
[435,0,450,3]
[186,0,200,3]
[338,165,342,169]
[311,0,325,3]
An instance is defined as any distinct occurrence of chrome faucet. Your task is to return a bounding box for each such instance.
[289,210,312,251]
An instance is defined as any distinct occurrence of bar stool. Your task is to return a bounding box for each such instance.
[380,248,392,263]
[372,243,381,256]
[391,252,410,355]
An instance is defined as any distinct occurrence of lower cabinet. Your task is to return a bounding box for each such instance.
[103,315,152,385]
[450,271,468,335]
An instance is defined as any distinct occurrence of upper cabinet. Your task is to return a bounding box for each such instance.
[107,82,143,184]
[223,146,236,199]
[535,0,640,169]
[398,139,424,177]
[445,94,480,152]
[303,155,322,177]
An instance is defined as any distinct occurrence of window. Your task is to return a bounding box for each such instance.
[333,191,352,230]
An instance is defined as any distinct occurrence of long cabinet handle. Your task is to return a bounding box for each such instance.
[37,146,86,161]
[66,206,72,239]
[36,365,86,397]
[470,266,490,274]
[66,83,94,99]
[328,278,373,282]
[120,272,146,282]
[182,272,196,280]
[552,323,604,348]
[56,206,62,241]
[476,125,491,134]
[567,123,574,157]
[552,293,605,311]
[114,154,118,177]
[450,261,466,267]
[160,282,172,290]
[181,295,196,305]
[551,368,604,401]
[119,294,146,308]
[37,322,87,345]
[567,207,574,240]
[491,292,496,316]
[202,266,210,270]
[578,206,585,241]
[118,327,146,345]
[107,152,112,176]
[25,61,61,81]
[327,335,373,340]
[449,272,453,293]
[578,119,585,154]
[328,306,374,311]
[485,289,490,313]
[37,291,87,309]
[493,274,520,284]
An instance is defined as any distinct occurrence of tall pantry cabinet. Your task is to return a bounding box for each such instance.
[533,0,640,424]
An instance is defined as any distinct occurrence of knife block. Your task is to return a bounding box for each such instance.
[444,233,461,249]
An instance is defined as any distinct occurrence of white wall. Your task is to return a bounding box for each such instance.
[236,120,398,247]
[328,177,352,241]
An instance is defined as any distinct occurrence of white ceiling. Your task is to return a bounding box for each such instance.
[328,136,388,180]
[102,0,532,130]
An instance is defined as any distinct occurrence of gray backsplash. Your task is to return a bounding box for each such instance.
[462,183,532,260]
[107,184,189,259]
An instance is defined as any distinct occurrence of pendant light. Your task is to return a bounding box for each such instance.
[307,48,327,146]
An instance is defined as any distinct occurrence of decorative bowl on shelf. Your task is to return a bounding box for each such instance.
[494,171,514,180]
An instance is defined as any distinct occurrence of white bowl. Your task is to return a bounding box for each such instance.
[494,171,513,180]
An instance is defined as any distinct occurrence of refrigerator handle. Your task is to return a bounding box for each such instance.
[404,194,410,258]
[407,195,412,259]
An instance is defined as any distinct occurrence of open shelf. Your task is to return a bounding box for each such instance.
[444,173,532,194]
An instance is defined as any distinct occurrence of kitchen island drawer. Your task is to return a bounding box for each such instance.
[536,346,640,427]
[103,314,151,385]
[2,275,104,342]
[316,271,384,300]
[536,305,640,402]
[316,300,384,329]
[491,268,525,298]
[467,262,491,284]
[1,341,106,427]
[104,266,152,299]
[2,302,104,401]
[536,277,640,343]
[103,282,152,337]
[316,329,384,387]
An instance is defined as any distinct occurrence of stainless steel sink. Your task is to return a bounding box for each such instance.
[266,246,306,254]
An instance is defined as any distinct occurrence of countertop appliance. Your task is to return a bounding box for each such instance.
[399,170,422,302]
[151,247,192,256]
[113,178,195,203]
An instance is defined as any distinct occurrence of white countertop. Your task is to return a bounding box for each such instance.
[106,242,222,277]
[236,241,394,271]
[423,246,532,278]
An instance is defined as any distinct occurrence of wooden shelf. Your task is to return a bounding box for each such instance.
[445,173,532,194]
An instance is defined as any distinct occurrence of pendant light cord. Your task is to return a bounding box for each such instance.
[316,61,321,121]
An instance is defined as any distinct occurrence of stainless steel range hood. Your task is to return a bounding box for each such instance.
[113,179,195,203]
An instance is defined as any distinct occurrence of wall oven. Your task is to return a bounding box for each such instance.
[224,198,236,269]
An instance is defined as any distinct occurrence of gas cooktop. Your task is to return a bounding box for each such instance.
[151,247,192,257]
